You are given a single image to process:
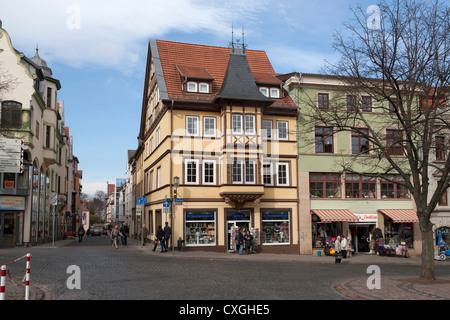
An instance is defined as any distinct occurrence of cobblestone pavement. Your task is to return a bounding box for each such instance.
[1,236,450,300]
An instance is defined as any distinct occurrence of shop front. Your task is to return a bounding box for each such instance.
[378,209,418,255]
[311,209,359,255]
[349,213,378,253]
[0,196,25,248]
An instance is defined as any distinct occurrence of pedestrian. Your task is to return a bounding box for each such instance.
[120,223,129,246]
[140,224,149,246]
[152,225,164,252]
[237,229,244,255]
[110,225,122,249]
[162,222,171,252]
[334,236,342,264]
[244,230,254,254]
[340,234,348,259]
[78,226,85,243]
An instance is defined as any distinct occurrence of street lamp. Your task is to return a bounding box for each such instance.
[172,176,179,253]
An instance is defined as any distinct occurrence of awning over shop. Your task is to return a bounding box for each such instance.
[311,209,359,222]
[378,209,418,223]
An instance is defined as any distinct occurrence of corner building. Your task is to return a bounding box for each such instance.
[135,40,299,253]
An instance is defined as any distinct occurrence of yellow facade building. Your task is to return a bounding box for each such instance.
[134,40,299,253]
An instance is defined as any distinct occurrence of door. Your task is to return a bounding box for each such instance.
[227,221,250,252]
[1,212,17,247]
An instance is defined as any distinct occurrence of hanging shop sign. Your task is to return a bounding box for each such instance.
[0,196,25,210]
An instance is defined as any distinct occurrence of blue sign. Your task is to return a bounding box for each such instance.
[174,198,184,202]
[136,197,147,205]
[163,200,170,208]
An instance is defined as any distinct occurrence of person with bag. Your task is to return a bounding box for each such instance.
[162,222,172,252]
[152,225,164,252]
[237,229,244,255]
[110,225,122,249]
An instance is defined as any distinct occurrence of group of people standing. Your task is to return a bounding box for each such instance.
[152,222,172,252]
[236,229,254,255]
[333,235,351,263]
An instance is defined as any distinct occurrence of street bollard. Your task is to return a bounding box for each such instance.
[0,265,6,300]
[25,253,31,300]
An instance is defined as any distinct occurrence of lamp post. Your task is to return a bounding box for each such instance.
[172,176,179,253]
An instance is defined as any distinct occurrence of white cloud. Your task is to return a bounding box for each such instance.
[0,0,267,74]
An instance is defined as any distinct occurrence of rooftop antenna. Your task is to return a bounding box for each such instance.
[242,25,246,53]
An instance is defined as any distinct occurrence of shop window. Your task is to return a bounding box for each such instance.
[185,210,216,246]
[311,215,342,249]
[261,210,290,244]
[309,173,341,198]
[384,219,413,248]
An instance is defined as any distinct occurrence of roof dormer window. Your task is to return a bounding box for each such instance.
[199,82,209,93]
[187,81,198,92]
[259,87,280,99]
[259,87,269,97]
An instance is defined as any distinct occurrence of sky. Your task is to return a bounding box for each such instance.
[0,0,378,196]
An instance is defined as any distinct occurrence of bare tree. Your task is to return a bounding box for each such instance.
[303,0,449,280]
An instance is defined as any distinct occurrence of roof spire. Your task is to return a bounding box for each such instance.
[228,24,247,55]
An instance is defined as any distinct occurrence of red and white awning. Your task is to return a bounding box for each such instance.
[311,209,359,222]
[378,209,418,223]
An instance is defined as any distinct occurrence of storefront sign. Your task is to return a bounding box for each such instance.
[231,213,246,220]
[186,213,214,219]
[354,213,378,223]
[262,212,289,219]
[0,196,25,210]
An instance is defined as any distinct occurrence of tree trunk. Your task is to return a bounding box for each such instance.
[419,219,435,280]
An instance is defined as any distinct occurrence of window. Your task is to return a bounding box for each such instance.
[47,88,52,107]
[45,125,51,148]
[259,87,269,97]
[203,160,216,185]
[439,189,448,206]
[362,96,372,112]
[263,162,273,186]
[199,83,209,93]
[185,210,216,246]
[186,116,199,136]
[232,115,242,134]
[262,120,272,140]
[204,117,216,137]
[352,129,369,154]
[277,163,289,186]
[185,159,199,184]
[270,88,280,98]
[157,167,161,188]
[187,82,197,92]
[389,98,398,113]
[346,95,357,111]
[149,138,153,154]
[232,160,242,183]
[436,136,446,161]
[156,127,160,146]
[1,101,22,128]
[386,129,403,155]
[309,173,341,198]
[381,175,410,199]
[262,210,290,244]
[277,121,288,140]
[245,160,255,184]
[345,174,376,199]
[244,115,255,135]
[318,93,329,110]
[315,126,333,153]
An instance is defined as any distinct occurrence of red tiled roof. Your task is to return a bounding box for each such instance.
[155,40,295,108]
[176,65,214,80]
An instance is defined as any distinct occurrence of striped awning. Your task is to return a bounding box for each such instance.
[378,209,418,223]
[311,209,359,222]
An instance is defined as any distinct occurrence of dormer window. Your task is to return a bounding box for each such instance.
[187,82,197,92]
[259,87,280,98]
[199,83,209,93]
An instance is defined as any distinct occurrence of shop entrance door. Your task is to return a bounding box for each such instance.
[227,221,250,252]
[1,212,17,248]
[351,225,374,253]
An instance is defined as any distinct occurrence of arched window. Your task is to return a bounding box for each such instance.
[1,101,22,128]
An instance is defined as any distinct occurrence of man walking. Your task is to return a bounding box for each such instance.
[162,222,172,252]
